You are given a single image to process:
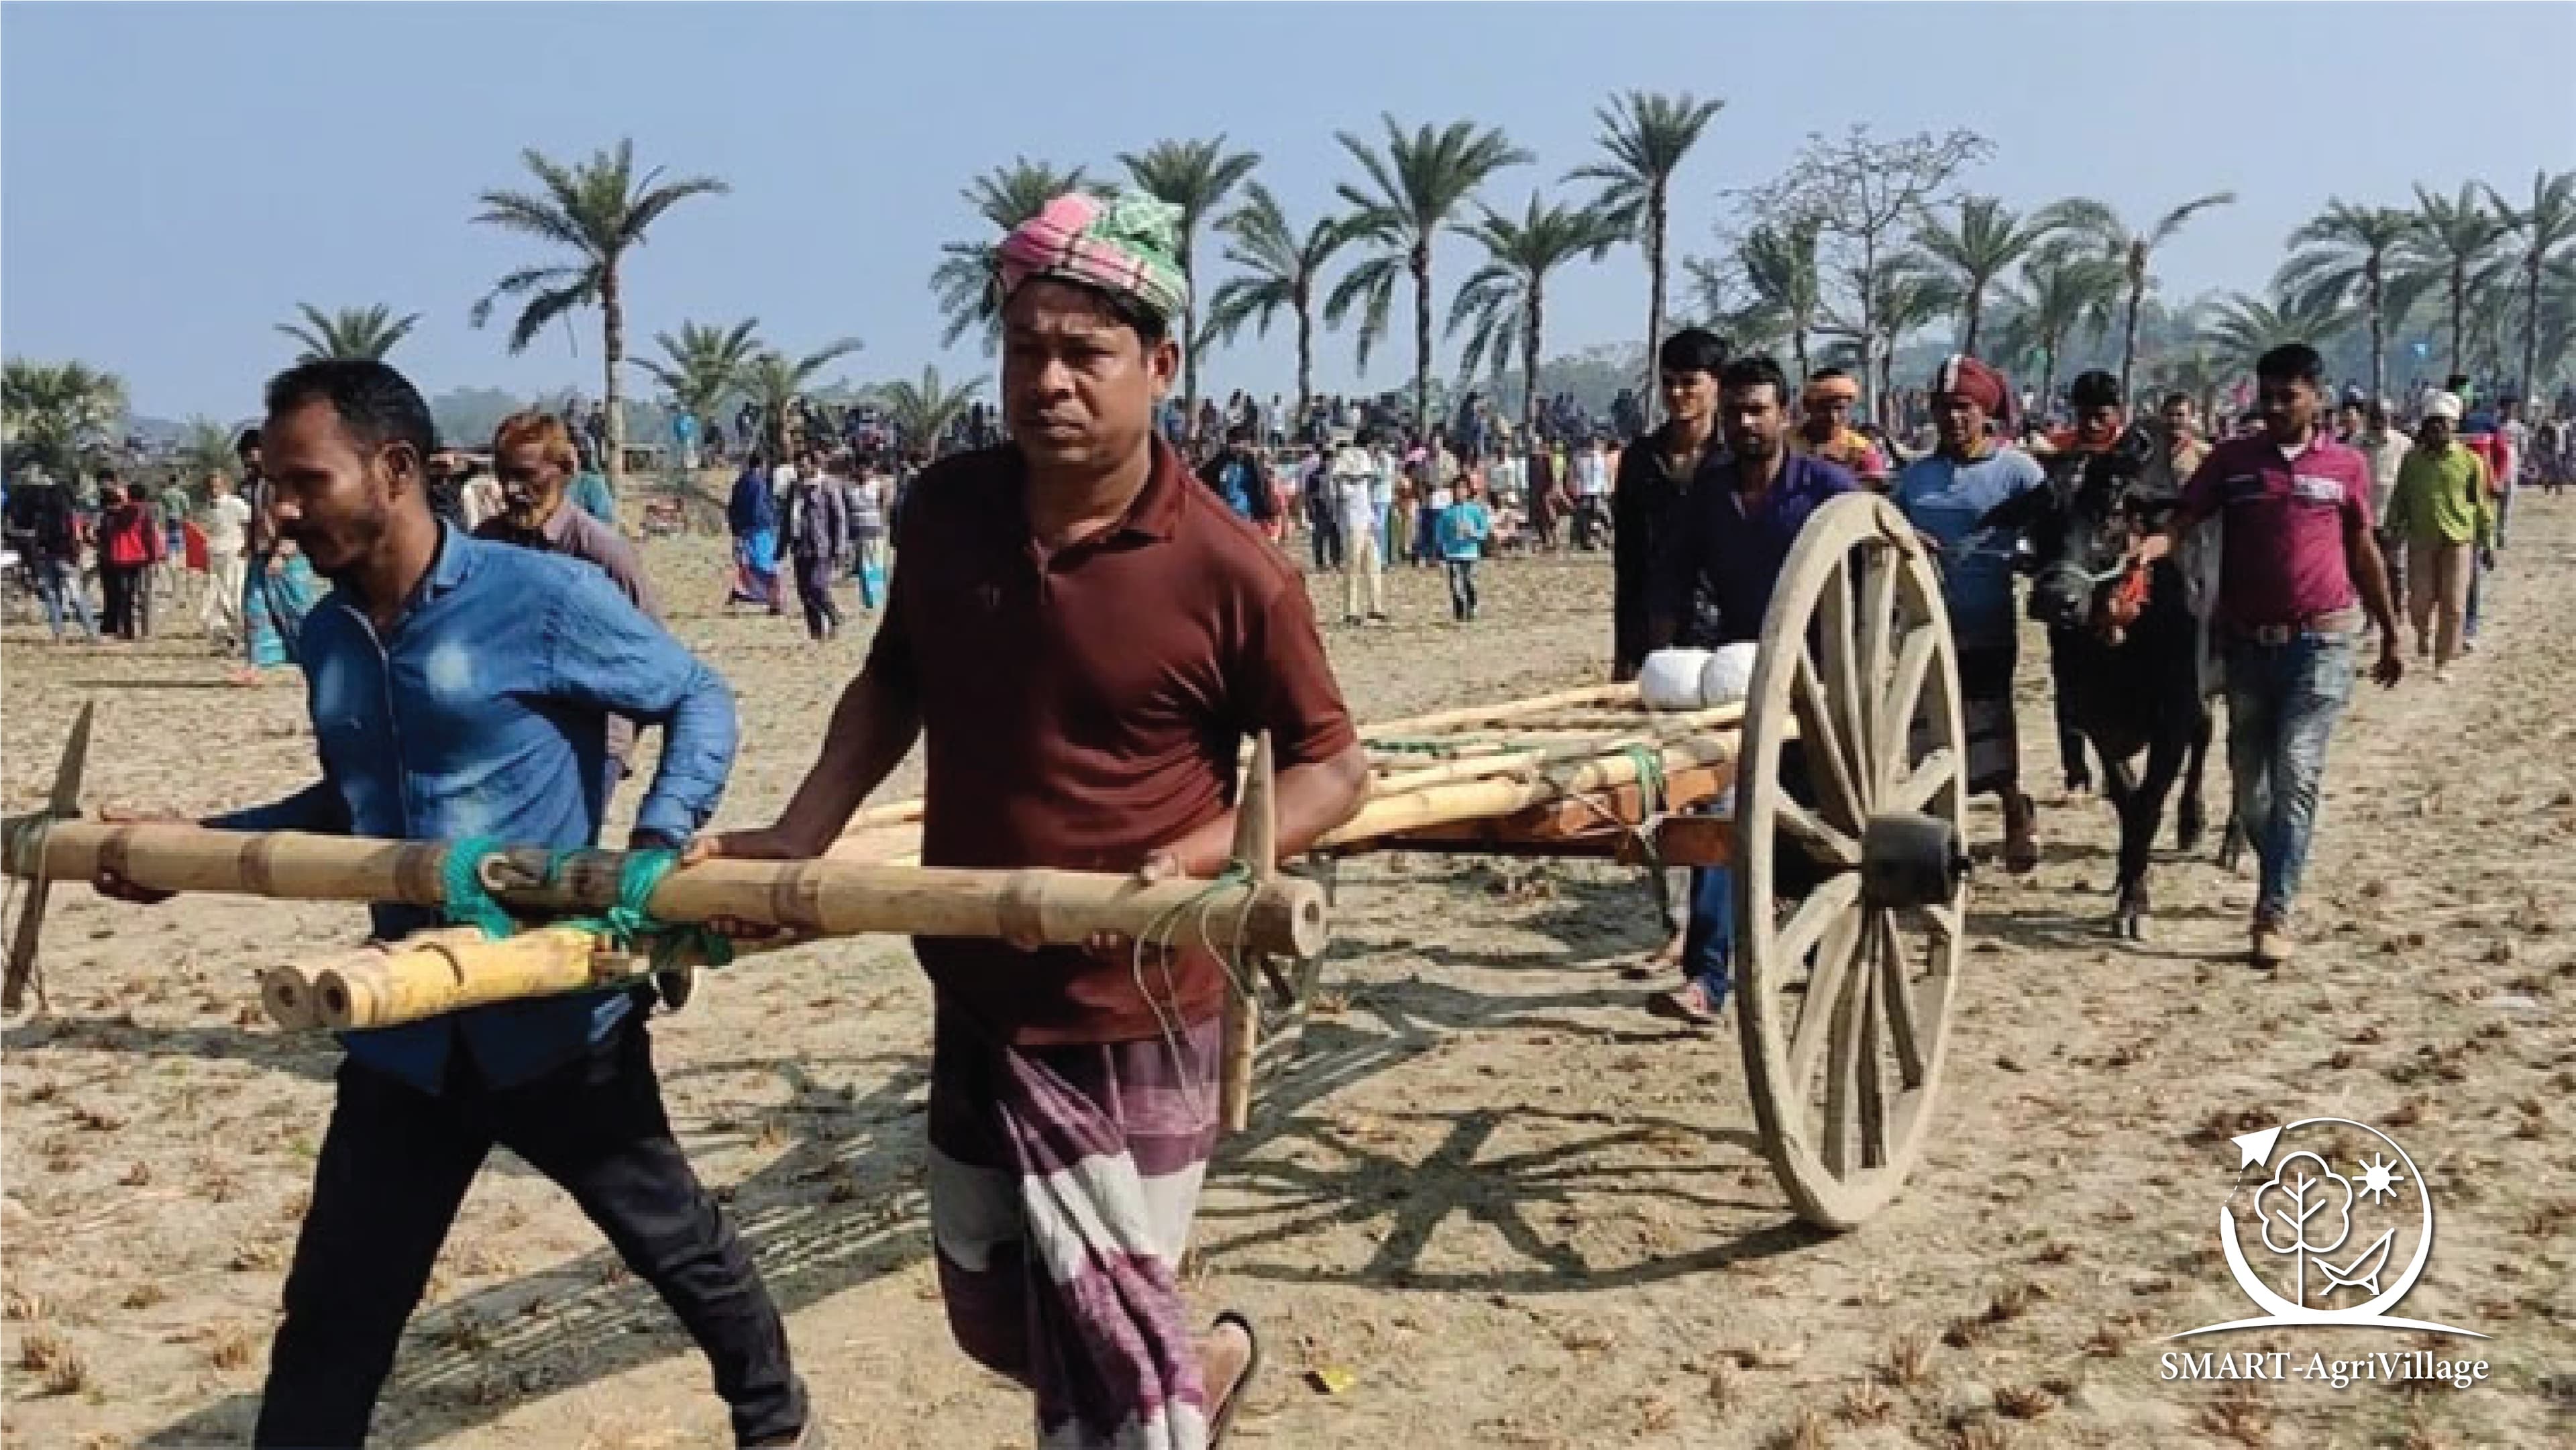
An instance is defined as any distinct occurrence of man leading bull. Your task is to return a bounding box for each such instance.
[2139,342,2403,967]
[690,189,1371,1447]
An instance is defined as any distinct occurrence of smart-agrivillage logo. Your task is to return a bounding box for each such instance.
[2160,1116,2490,1390]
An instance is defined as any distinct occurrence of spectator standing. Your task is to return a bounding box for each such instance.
[2141,343,2402,966]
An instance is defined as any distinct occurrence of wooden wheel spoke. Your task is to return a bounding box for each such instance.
[1856,543,1901,766]
[1888,747,1958,816]
[1822,915,1880,1178]
[1773,871,1862,974]
[1784,882,1866,1090]
[1921,901,1962,941]
[1875,625,1940,786]
[1791,650,1868,831]
[1776,796,1861,869]
[1813,568,1872,809]
[1878,913,1928,1088]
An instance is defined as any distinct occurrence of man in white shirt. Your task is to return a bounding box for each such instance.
[197,470,252,646]
[1570,437,1612,551]
[1368,442,1398,568]
[1332,435,1387,625]
[2350,399,2412,611]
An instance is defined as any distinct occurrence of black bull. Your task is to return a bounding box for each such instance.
[1975,431,2240,937]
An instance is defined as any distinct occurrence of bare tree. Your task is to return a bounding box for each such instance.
[1738,125,1991,423]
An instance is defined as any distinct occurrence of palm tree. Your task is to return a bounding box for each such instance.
[931,159,1092,350]
[2200,290,2357,376]
[1735,220,1825,378]
[635,318,763,427]
[739,340,864,458]
[1332,115,1533,437]
[1566,90,1726,411]
[1447,194,1626,433]
[1203,183,1351,435]
[1907,197,2061,355]
[470,140,730,495]
[275,303,422,362]
[176,415,239,484]
[2035,191,2237,398]
[1992,243,2123,412]
[872,366,985,455]
[2483,170,2576,399]
[2273,201,2416,404]
[2392,182,2510,378]
[1830,264,1960,405]
[1,359,127,476]
[1119,137,1263,415]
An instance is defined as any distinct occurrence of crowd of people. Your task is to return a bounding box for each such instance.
[7,174,2573,1450]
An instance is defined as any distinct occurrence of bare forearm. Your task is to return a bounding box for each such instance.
[1163,742,1372,876]
[772,670,922,854]
[2349,530,2400,642]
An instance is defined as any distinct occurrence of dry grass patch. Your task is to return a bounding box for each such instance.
[18,1326,90,1395]
[2194,1382,2274,1447]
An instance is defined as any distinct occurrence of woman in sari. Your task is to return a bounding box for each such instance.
[725,456,782,613]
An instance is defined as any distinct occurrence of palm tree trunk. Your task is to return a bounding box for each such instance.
[1792,323,1809,384]
[2526,254,2544,400]
[602,265,626,499]
[1179,234,1199,417]
[1858,240,1882,423]
[2041,339,2061,417]
[1411,242,1433,444]
[1293,282,1314,434]
[2449,265,2467,376]
[1524,284,1546,439]
[2119,279,2143,402]
[1645,187,1668,423]
[2367,260,2387,405]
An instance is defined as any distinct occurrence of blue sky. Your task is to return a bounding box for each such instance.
[6,2,2572,423]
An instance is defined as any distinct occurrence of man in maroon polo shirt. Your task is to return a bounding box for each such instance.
[2141,342,2401,968]
[694,189,1368,1448]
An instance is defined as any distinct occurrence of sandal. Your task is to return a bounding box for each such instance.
[1208,1310,1263,1447]
[1646,978,1727,1027]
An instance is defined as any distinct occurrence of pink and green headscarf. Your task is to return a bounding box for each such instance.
[997,189,1189,326]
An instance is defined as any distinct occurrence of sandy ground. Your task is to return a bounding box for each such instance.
[2,497,2570,1450]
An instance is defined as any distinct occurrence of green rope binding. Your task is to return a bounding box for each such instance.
[1621,744,1668,817]
[439,838,733,974]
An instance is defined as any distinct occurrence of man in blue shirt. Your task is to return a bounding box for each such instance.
[1892,354,2048,872]
[1644,354,1858,1025]
[95,362,812,1449]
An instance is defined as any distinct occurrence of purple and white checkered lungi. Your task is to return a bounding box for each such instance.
[927,1008,1224,1449]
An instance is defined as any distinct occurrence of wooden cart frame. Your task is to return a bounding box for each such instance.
[1297,493,1972,1229]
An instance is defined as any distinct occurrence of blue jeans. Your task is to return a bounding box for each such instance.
[1375,503,1393,566]
[2223,632,2356,924]
[2465,546,2485,639]
[35,556,97,641]
[1682,789,1736,1003]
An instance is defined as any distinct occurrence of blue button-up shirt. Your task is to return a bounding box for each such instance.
[211,523,737,1093]
[1650,451,1857,645]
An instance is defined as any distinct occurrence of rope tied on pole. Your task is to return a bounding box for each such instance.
[441,837,735,976]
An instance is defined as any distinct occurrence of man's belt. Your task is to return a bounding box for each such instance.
[2229,605,2364,646]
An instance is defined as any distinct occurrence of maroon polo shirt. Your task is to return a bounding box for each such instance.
[864,439,1358,1045]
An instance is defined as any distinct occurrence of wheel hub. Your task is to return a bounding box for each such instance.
[1859,811,1968,909]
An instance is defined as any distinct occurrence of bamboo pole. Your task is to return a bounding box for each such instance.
[1,823,1326,959]
[1220,735,1279,1135]
[1313,734,1740,850]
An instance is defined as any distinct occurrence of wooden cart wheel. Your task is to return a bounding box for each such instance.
[1733,493,1968,1230]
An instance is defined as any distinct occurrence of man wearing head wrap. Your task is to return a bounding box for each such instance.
[2382,390,2493,678]
[1791,368,1890,488]
[1892,354,2048,871]
[693,189,1371,1448]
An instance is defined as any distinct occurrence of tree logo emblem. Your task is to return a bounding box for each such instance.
[2173,1117,2483,1339]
